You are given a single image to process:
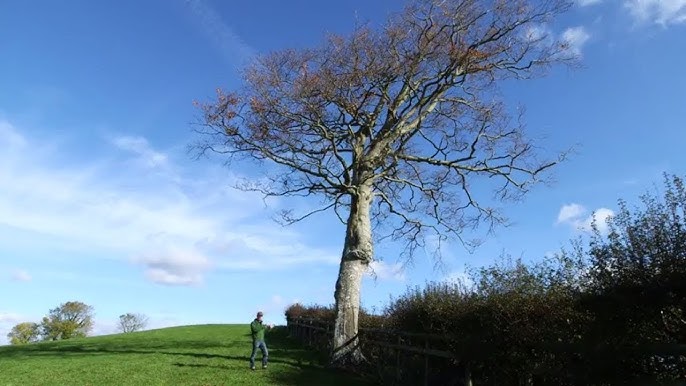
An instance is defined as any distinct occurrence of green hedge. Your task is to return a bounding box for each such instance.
[285,303,386,329]
[286,174,686,385]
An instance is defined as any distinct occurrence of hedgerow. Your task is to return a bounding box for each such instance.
[286,174,686,385]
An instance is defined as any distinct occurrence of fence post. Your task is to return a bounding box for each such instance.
[396,335,402,382]
[328,321,333,352]
[424,339,430,386]
[314,320,318,346]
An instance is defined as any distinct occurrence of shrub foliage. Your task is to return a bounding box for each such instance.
[286,174,686,384]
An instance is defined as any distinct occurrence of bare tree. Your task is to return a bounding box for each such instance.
[193,0,575,365]
[117,313,148,333]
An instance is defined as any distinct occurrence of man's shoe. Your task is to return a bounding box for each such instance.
[262,365,267,369]
[250,366,256,371]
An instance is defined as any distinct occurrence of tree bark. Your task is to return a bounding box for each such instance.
[331,185,374,366]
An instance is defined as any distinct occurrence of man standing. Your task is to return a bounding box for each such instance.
[250,311,270,370]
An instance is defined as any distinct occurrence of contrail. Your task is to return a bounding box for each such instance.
[184,0,257,69]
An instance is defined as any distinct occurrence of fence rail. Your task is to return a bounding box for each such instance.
[287,317,686,386]
[288,317,472,386]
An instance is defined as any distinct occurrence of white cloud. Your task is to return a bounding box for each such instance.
[445,270,475,290]
[134,246,211,286]
[111,135,169,168]
[561,26,591,56]
[0,312,22,324]
[557,203,587,224]
[424,234,454,259]
[0,120,339,286]
[625,0,686,24]
[0,121,27,148]
[581,207,615,233]
[556,203,615,233]
[578,0,603,6]
[0,312,24,346]
[524,24,552,43]
[523,24,591,57]
[367,261,405,281]
[255,294,288,324]
[10,269,31,282]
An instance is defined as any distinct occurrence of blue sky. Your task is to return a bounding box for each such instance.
[0,0,684,343]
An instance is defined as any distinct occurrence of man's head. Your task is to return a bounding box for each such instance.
[256,311,263,321]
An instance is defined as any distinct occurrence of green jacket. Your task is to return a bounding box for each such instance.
[250,319,266,341]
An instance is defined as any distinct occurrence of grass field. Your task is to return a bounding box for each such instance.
[0,325,372,386]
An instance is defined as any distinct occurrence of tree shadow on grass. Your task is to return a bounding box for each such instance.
[0,339,230,355]
[0,327,373,386]
[170,360,371,386]
[167,330,370,385]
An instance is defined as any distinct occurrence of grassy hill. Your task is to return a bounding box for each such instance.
[0,324,371,386]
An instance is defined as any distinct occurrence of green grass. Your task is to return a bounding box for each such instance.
[0,325,372,386]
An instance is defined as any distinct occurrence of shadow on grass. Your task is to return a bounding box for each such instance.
[0,339,229,354]
[0,327,373,386]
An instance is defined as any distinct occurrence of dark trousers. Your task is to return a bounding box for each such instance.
[250,340,268,367]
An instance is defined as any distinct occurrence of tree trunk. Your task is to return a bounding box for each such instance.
[331,185,374,366]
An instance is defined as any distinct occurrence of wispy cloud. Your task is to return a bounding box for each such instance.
[625,0,686,25]
[111,135,169,169]
[10,269,31,282]
[184,0,256,66]
[523,24,592,57]
[367,261,405,281]
[578,0,603,6]
[0,121,27,148]
[556,203,614,233]
[202,233,339,271]
[0,120,338,286]
[445,269,475,290]
[561,26,591,56]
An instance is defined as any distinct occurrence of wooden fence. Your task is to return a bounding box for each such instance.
[287,317,473,386]
[287,317,686,385]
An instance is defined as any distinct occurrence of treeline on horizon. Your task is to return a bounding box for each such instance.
[6,302,147,345]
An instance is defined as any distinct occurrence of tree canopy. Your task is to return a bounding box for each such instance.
[193,0,575,364]
[7,322,40,345]
[194,0,573,254]
[40,301,94,341]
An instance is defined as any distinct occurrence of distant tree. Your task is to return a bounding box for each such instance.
[117,313,148,333]
[7,322,40,345]
[40,301,94,341]
[193,0,575,365]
